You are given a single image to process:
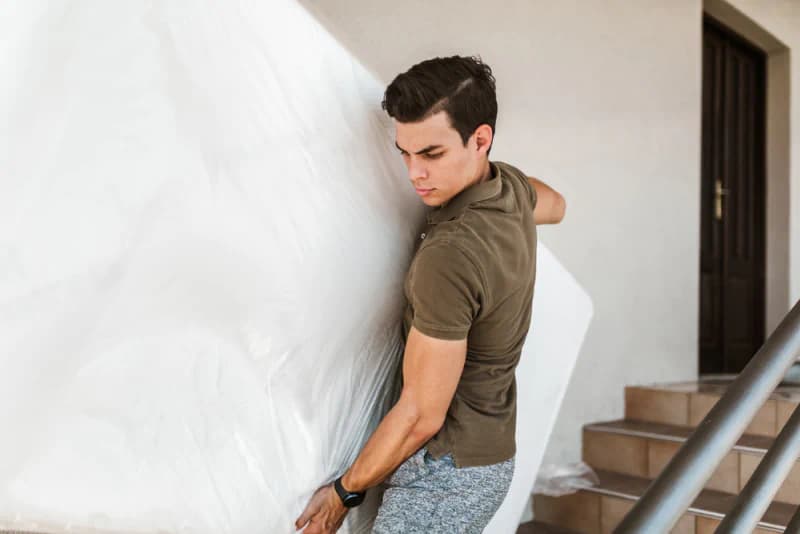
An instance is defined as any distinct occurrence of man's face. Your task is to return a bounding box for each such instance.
[394,111,488,207]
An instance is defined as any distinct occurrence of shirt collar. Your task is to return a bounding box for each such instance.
[426,161,503,225]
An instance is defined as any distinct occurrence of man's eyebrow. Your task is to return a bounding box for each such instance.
[395,141,444,155]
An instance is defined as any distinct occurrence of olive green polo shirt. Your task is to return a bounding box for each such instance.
[401,160,538,468]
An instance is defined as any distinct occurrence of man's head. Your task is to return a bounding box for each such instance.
[382,55,497,207]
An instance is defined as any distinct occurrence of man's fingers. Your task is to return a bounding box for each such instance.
[302,517,322,534]
[308,510,333,534]
[301,510,344,533]
[296,486,331,531]
[295,505,316,530]
[296,484,344,533]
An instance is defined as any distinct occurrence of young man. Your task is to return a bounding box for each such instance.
[295,55,565,534]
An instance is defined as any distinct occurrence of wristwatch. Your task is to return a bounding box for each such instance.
[333,475,366,508]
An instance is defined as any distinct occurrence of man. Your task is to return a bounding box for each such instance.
[295,55,565,534]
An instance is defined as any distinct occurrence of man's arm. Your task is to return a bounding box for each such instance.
[528,176,566,225]
[341,326,466,491]
[294,326,465,533]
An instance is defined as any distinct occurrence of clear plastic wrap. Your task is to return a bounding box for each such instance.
[1,2,594,533]
[1,1,421,532]
[533,462,600,498]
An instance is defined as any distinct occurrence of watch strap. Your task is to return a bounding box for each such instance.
[334,475,366,507]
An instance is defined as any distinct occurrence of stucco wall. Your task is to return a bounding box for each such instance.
[724,0,800,322]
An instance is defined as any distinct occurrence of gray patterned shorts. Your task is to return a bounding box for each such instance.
[371,447,515,534]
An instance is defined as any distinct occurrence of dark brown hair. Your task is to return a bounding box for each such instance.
[381,55,497,153]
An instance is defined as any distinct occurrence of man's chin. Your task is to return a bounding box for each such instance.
[420,195,445,207]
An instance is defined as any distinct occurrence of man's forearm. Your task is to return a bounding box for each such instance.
[340,393,438,493]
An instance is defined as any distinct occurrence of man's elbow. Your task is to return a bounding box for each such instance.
[398,390,445,442]
[535,193,567,225]
[552,193,566,223]
[410,413,445,443]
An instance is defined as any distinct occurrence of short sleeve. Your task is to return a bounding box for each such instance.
[528,176,537,211]
[408,243,483,340]
[495,160,536,211]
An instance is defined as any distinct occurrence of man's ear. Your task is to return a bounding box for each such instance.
[473,124,493,154]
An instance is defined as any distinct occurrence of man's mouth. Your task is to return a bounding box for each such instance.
[415,187,434,197]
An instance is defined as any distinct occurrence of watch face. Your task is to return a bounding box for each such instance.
[343,493,365,507]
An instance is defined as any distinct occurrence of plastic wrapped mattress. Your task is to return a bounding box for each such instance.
[0,1,592,532]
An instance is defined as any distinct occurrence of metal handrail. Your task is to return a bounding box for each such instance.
[615,300,800,533]
[716,400,800,532]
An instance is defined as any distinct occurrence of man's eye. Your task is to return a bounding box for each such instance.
[425,153,443,159]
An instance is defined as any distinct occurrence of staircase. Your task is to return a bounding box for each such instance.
[518,377,800,533]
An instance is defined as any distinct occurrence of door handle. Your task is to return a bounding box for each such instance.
[715,178,729,221]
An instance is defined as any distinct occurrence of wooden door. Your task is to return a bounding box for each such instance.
[699,16,766,374]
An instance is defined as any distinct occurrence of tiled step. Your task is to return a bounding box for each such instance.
[533,469,793,533]
[583,419,800,504]
[624,377,800,437]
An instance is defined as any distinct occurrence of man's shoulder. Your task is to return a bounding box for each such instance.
[492,159,520,171]
[425,218,486,263]
[492,159,536,211]
[492,160,527,180]
[416,238,477,268]
[411,239,486,296]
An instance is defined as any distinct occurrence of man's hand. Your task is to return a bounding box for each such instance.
[294,484,348,533]
[294,328,465,531]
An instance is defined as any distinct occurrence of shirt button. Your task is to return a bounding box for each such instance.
[420,233,426,240]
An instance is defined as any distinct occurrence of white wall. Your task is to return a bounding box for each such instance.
[723,0,800,315]
[299,0,799,470]
[766,49,792,334]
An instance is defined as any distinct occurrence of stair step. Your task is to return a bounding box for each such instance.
[624,377,800,437]
[585,418,775,450]
[533,469,793,533]
[583,419,800,504]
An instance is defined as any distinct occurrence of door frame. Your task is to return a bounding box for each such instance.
[701,2,792,365]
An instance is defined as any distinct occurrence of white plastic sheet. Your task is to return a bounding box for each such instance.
[1,1,593,533]
[1,1,422,532]
[533,462,599,498]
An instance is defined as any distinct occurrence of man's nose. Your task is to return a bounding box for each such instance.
[408,160,427,184]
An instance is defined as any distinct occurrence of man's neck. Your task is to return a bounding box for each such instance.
[441,160,493,209]
[472,159,492,187]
